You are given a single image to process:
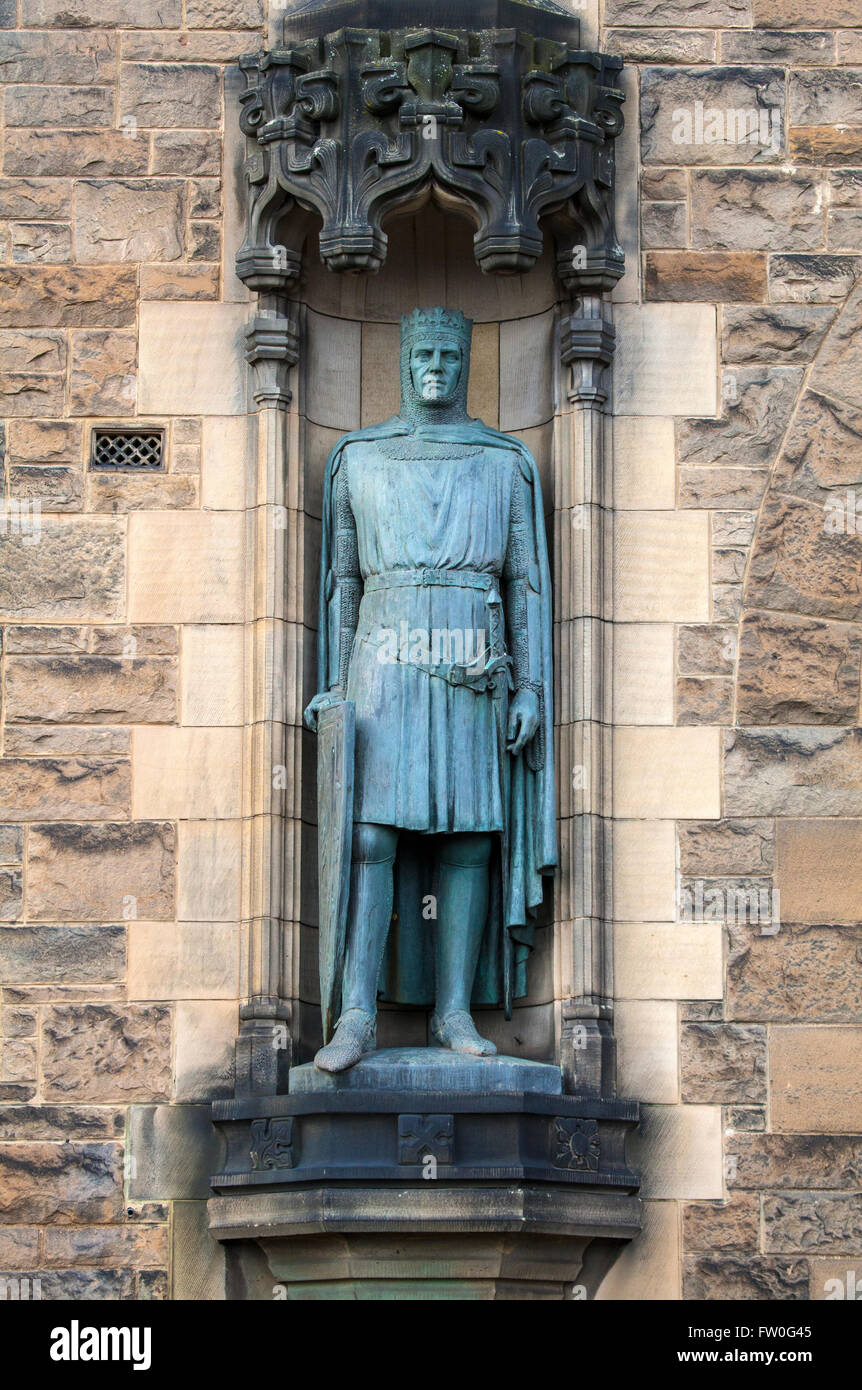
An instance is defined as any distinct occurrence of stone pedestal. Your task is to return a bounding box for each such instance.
[209,1050,640,1299]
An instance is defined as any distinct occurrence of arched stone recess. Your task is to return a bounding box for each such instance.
[227,0,628,1102]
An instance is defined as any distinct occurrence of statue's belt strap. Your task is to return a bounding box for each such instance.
[364,568,497,595]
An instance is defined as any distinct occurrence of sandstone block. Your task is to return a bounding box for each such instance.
[127,921,238,1000]
[776,819,862,925]
[151,130,221,177]
[0,758,130,820]
[615,923,723,999]
[127,511,243,623]
[0,924,125,984]
[629,1103,723,1200]
[770,253,861,305]
[3,130,149,179]
[27,822,175,922]
[42,1004,171,1103]
[641,66,784,166]
[0,1142,122,1225]
[683,1255,808,1300]
[613,303,716,416]
[86,473,198,512]
[615,512,710,622]
[746,494,862,622]
[74,180,183,264]
[683,1196,760,1252]
[681,1022,767,1103]
[678,819,773,875]
[646,251,767,301]
[727,921,862,1020]
[676,676,734,725]
[771,1025,862,1131]
[120,63,221,130]
[0,266,136,328]
[43,1225,168,1269]
[737,611,862,725]
[132,727,242,819]
[69,329,136,416]
[138,302,247,415]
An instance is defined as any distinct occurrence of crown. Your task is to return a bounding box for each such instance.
[400,307,473,349]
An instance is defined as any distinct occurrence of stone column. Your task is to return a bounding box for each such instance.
[235,294,301,1095]
[556,294,616,1096]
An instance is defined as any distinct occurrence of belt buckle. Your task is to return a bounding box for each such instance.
[422,568,433,586]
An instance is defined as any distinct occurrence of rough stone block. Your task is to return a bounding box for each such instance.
[74,179,183,264]
[0,1142,122,1225]
[641,66,785,166]
[0,266,136,329]
[0,759,130,820]
[769,253,860,303]
[3,129,149,179]
[681,1022,767,1103]
[737,612,862,725]
[683,1254,808,1300]
[678,818,773,876]
[5,655,176,725]
[646,251,767,301]
[120,63,221,129]
[723,306,836,363]
[727,922,862,1021]
[683,1196,760,1252]
[27,822,174,922]
[747,494,862,622]
[42,1004,171,1103]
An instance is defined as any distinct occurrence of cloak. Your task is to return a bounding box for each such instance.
[316,415,556,1016]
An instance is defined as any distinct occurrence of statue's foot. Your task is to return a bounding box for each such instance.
[431,1009,497,1057]
[314,1008,376,1073]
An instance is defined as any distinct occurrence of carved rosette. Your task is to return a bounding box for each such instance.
[235,27,624,292]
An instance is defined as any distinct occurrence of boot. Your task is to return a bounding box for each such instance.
[433,840,496,1057]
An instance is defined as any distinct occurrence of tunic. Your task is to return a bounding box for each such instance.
[336,437,534,835]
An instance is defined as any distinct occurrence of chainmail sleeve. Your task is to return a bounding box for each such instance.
[503,460,545,769]
[325,459,361,693]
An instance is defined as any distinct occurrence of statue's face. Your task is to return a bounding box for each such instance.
[409,336,462,405]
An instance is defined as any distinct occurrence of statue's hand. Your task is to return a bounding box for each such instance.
[506,687,540,756]
[303,688,344,733]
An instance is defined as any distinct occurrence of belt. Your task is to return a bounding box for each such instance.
[364,568,496,594]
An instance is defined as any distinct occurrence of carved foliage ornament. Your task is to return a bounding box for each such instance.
[237,27,624,291]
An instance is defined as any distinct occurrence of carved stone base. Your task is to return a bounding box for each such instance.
[209,1050,639,1298]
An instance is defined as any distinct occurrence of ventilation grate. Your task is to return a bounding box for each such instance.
[91,427,165,471]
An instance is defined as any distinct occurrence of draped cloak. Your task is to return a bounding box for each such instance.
[316,415,556,1016]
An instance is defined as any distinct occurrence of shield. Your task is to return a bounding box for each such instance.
[317,699,355,1042]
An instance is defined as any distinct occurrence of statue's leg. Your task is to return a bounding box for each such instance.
[314,822,397,1073]
[431,831,497,1058]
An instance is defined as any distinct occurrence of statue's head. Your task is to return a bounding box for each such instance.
[400,307,473,419]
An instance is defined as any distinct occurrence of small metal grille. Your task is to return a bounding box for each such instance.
[91,428,165,471]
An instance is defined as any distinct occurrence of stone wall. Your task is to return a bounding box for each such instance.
[599,0,862,1301]
[0,0,860,1301]
[0,3,263,1300]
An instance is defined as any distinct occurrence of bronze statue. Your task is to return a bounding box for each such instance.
[305,307,555,1072]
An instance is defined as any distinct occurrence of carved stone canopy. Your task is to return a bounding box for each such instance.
[236,0,624,294]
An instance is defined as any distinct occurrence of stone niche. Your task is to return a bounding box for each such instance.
[207,0,641,1299]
